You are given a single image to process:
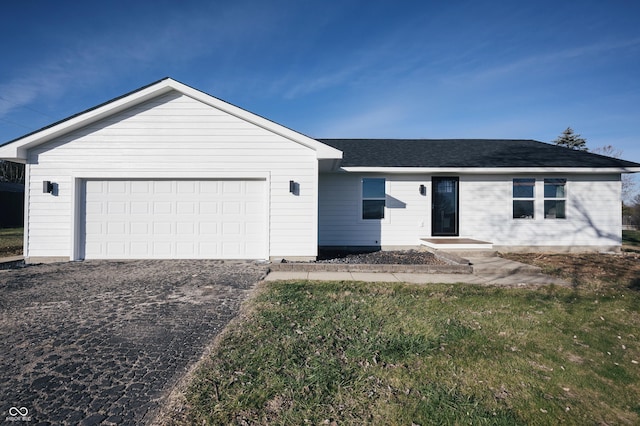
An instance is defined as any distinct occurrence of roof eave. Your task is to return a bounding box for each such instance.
[339,166,640,174]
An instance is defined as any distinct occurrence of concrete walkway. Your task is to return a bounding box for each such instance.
[0,254,568,287]
[266,255,570,287]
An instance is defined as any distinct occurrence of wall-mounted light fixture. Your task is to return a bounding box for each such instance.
[43,181,54,194]
[419,184,426,196]
[289,180,299,195]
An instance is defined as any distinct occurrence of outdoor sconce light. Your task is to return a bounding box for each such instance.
[289,180,299,195]
[43,181,54,194]
[419,184,426,196]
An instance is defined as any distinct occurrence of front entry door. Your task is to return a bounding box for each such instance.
[432,177,459,236]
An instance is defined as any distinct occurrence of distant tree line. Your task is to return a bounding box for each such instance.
[554,127,639,229]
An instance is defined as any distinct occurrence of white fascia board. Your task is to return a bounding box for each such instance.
[340,167,640,174]
[166,80,343,160]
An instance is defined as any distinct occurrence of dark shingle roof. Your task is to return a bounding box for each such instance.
[318,139,640,169]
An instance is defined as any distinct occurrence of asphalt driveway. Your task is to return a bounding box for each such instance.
[0,260,267,425]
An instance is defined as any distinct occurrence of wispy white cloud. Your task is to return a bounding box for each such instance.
[0,69,76,123]
[0,1,284,123]
[281,65,364,100]
[442,37,640,86]
[310,102,410,138]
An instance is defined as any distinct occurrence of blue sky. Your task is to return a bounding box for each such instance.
[1,0,639,166]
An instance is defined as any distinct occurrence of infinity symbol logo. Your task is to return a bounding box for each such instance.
[8,407,28,416]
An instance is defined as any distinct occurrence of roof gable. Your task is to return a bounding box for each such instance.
[0,78,342,162]
[319,139,640,172]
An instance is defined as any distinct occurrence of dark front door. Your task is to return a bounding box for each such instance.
[432,177,459,236]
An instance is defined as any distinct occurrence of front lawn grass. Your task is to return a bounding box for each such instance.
[179,280,640,425]
[0,227,23,257]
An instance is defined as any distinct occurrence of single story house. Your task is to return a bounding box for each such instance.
[1,78,639,263]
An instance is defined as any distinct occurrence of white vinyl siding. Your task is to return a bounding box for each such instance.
[25,91,317,260]
[319,173,430,246]
[319,173,622,249]
[460,174,621,247]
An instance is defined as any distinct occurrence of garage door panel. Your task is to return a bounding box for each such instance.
[223,202,241,214]
[153,181,172,193]
[177,181,195,193]
[199,222,218,235]
[153,241,172,256]
[153,202,172,214]
[107,222,126,235]
[177,222,194,235]
[222,222,241,235]
[177,202,194,214]
[107,242,126,255]
[85,241,102,256]
[153,222,172,235]
[130,222,149,234]
[86,201,103,214]
[108,181,127,193]
[176,242,195,255]
[130,242,149,256]
[83,179,266,259]
[200,202,217,214]
[199,181,219,193]
[223,181,241,193]
[131,202,149,214]
[108,201,126,214]
[131,181,149,193]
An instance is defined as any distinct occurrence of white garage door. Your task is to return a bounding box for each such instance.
[82,179,267,259]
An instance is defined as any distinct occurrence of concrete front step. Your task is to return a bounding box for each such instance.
[420,238,494,251]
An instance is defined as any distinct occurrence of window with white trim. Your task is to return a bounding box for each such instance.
[362,178,385,219]
[544,178,566,219]
[513,178,535,219]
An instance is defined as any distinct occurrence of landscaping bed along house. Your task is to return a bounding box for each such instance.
[270,249,473,274]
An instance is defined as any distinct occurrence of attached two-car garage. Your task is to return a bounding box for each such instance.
[1,79,337,263]
[81,179,267,260]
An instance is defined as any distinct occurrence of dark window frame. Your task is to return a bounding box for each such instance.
[362,178,386,220]
[544,178,567,219]
[513,178,535,219]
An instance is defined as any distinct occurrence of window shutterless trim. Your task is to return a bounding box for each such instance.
[362,178,386,220]
[513,178,535,219]
[543,178,567,219]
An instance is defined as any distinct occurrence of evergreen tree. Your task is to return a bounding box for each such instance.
[553,127,588,151]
